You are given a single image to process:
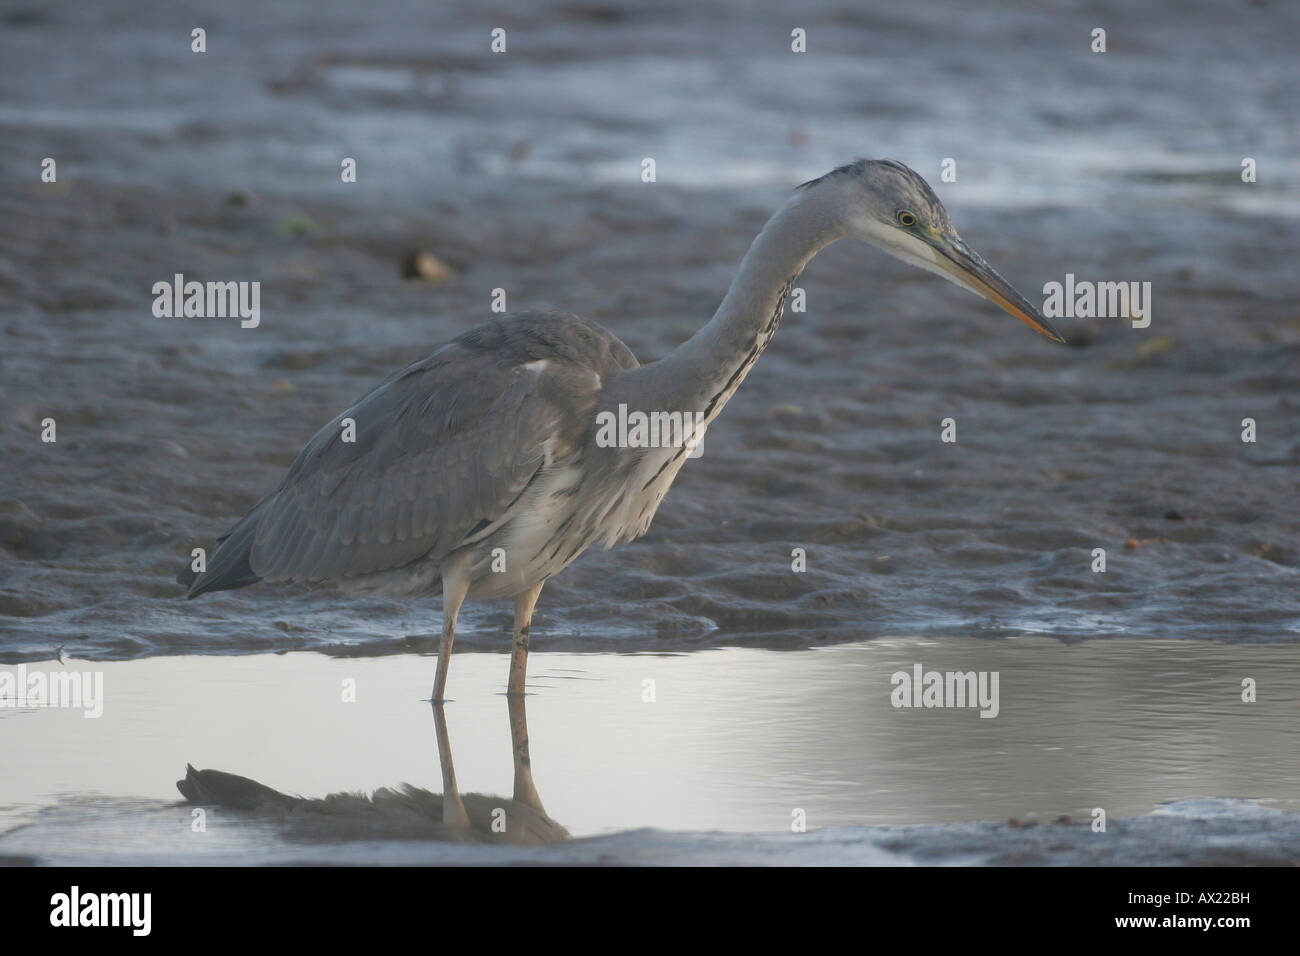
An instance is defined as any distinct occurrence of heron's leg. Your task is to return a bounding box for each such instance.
[432,563,470,703]
[507,686,546,813]
[431,701,470,829]
[507,582,545,697]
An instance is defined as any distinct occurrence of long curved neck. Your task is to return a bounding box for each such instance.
[620,185,848,420]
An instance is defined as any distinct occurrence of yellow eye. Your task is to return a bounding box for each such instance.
[897,210,917,227]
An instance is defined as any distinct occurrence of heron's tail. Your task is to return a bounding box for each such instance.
[178,499,268,598]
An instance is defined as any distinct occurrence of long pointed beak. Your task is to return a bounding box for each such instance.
[932,234,1067,344]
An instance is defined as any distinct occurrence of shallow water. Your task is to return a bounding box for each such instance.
[2,636,1297,857]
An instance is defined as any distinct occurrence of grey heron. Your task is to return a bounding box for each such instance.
[179,159,1066,703]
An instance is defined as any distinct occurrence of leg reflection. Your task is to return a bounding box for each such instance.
[178,687,569,845]
[432,700,471,829]
[509,690,545,814]
[430,689,569,844]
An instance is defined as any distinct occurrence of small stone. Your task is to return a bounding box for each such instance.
[401,250,456,283]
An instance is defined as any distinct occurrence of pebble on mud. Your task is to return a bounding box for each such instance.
[401,250,456,283]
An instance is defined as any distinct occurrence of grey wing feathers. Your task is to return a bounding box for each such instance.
[183,311,637,597]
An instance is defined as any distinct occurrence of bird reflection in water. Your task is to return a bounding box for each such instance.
[176,693,568,845]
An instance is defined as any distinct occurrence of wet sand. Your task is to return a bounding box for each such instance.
[2,636,1297,864]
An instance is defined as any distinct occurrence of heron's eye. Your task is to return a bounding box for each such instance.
[897,210,917,227]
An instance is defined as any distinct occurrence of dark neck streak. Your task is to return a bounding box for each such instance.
[699,275,794,423]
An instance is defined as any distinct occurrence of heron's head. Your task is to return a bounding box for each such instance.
[805,159,1065,343]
